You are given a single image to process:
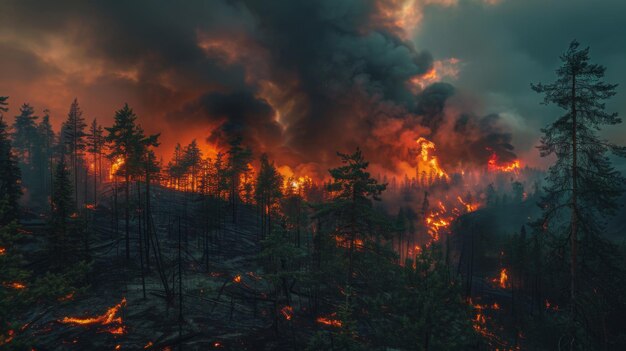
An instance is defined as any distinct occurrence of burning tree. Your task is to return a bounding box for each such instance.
[105,104,159,259]
[532,40,626,348]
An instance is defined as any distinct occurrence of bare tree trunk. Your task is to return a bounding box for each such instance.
[570,71,579,348]
[125,162,130,260]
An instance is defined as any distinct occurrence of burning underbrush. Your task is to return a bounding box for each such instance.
[59,298,127,335]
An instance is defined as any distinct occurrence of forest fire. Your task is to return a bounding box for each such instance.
[109,157,124,180]
[316,314,343,327]
[59,298,127,335]
[415,137,448,183]
[4,282,26,290]
[487,149,521,174]
[492,268,509,289]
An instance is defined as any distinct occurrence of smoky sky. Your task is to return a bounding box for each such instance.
[1,0,625,174]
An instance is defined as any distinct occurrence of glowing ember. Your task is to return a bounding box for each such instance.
[233,275,242,283]
[144,341,153,349]
[5,282,26,290]
[58,291,75,302]
[85,203,96,210]
[316,314,342,327]
[1,329,14,345]
[59,298,127,335]
[545,300,559,311]
[491,268,509,289]
[0,247,5,255]
[487,149,520,173]
[334,235,364,249]
[280,305,293,320]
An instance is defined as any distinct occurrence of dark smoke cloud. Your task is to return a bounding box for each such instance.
[0,0,523,175]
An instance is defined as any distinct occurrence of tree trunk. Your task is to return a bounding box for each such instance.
[570,70,579,343]
[125,162,130,260]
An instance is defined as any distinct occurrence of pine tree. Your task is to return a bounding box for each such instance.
[34,110,56,207]
[0,106,22,225]
[48,156,84,267]
[0,96,7,114]
[532,40,626,348]
[182,139,202,192]
[105,104,159,260]
[314,148,387,281]
[11,103,38,165]
[61,99,87,209]
[87,119,104,205]
[226,137,252,223]
[254,154,283,239]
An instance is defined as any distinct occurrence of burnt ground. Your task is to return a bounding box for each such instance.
[16,187,309,351]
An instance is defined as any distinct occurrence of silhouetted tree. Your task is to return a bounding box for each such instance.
[61,99,87,209]
[87,119,104,205]
[106,104,158,260]
[182,139,202,192]
[226,137,252,223]
[532,40,626,349]
[255,154,283,239]
[314,147,387,281]
[34,110,56,207]
[0,101,22,225]
[11,103,38,166]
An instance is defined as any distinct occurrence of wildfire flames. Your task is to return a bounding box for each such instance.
[487,148,521,173]
[492,268,509,289]
[59,298,127,335]
[4,282,26,290]
[415,137,448,183]
[316,314,343,327]
[109,157,124,180]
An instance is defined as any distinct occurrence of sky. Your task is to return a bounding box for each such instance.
[1,0,624,175]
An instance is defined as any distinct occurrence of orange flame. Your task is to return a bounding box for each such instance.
[280,305,293,320]
[487,149,520,173]
[59,298,127,335]
[316,314,343,327]
[5,282,26,290]
[491,268,509,289]
[415,137,448,183]
[109,157,124,180]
